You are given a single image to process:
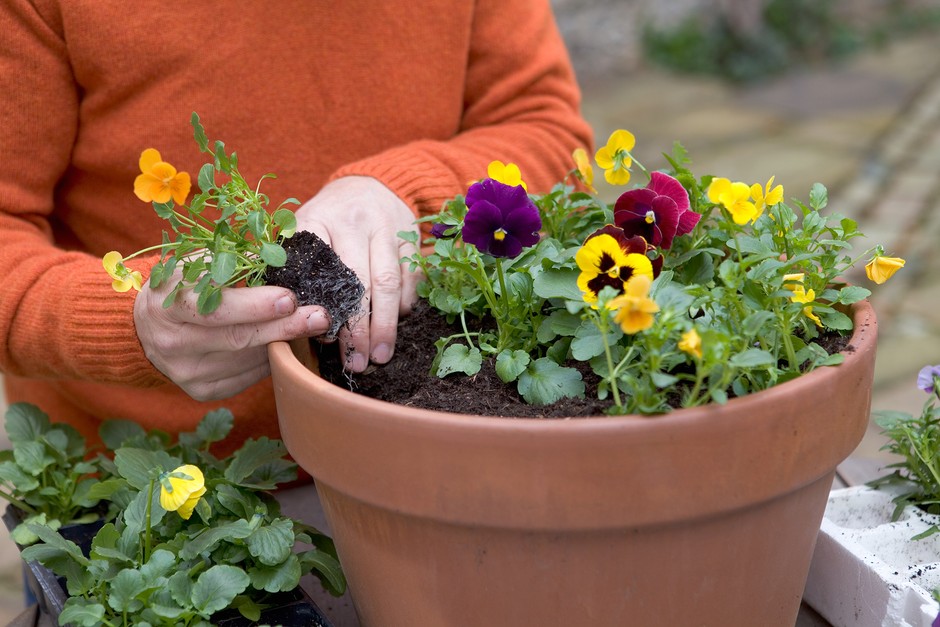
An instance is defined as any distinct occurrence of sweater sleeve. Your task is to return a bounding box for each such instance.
[329,0,594,218]
[0,0,166,386]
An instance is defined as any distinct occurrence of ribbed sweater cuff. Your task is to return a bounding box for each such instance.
[62,257,168,388]
[329,143,461,218]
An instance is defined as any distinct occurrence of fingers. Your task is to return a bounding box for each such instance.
[135,274,332,401]
[169,284,302,326]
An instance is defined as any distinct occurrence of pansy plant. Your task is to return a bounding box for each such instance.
[404,128,903,414]
[104,113,298,314]
[20,409,346,627]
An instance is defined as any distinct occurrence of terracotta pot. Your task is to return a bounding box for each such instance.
[269,300,877,627]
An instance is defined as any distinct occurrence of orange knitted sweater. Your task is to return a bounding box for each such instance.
[0,0,592,448]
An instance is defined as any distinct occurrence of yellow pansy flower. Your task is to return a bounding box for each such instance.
[750,176,783,219]
[487,160,527,191]
[134,148,192,205]
[609,274,659,334]
[594,129,636,186]
[678,328,702,359]
[572,148,596,193]
[784,274,822,327]
[707,177,758,225]
[102,251,143,293]
[159,464,207,520]
[576,233,654,306]
[865,254,905,284]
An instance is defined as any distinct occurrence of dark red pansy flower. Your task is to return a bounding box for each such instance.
[614,172,698,250]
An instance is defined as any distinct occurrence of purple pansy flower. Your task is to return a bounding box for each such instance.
[461,178,541,258]
[613,172,699,250]
[917,364,940,394]
[430,222,455,239]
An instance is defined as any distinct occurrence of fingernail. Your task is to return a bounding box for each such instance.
[372,343,392,364]
[306,310,328,334]
[349,353,367,372]
[275,295,296,316]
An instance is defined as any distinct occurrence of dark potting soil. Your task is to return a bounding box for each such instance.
[315,301,852,419]
[264,230,364,338]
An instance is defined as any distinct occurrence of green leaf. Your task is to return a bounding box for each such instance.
[820,309,853,331]
[0,461,39,492]
[59,598,106,627]
[141,549,177,584]
[4,403,49,443]
[196,408,234,444]
[533,268,583,301]
[114,448,177,490]
[728,349,775,369]
[495,350,530,383]
[196,284,223,314]
[85,477,128,502]
[247,210,267,240]
[198,162,216,191]
[298,548,347,596]
[230,595,263,622]
[260,242,287,267]
[191,112,209,152]
[650,372,679,388]
[21,524,88,566]
[273,208,297,238]
[153,201,175,220]
[246,519,295,566]
[435,344,482,377]
[180,520,254,560]
[13,441,54,476]
[517,358,584,405]
[211,251,237,285]
[225,437,290,485]
[108,569,145,613]
[191,565,250,615]
[90,523,133,564]
[570,321,620,362]
[837,285,871,305]
[99,419,148,450]
[809,183,828,210]
[123,483,165,533]
[214,484,256,519]
[248,554,302,593]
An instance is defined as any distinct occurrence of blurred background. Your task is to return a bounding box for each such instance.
[2,0,940,623]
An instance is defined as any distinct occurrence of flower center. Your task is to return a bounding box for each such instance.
[644,210,656,224]
[493,228,507,242]
[606,266,620,279]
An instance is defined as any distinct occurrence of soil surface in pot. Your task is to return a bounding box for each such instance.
[315,302,852,419]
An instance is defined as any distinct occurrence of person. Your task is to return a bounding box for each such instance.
[0,1,593,450]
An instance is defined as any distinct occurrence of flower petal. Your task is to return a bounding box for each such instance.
[139,148,162,174]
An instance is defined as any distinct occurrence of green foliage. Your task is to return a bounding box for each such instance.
[17,409,346,626]
[121,112,299,314]
[870,378,940,537]
[406,139,883,415]
[641,0,866,83]
[0,403,105,544]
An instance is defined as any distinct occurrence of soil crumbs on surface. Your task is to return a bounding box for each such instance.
[317,302,853,419]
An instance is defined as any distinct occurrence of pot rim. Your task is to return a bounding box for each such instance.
[269,298,876,434]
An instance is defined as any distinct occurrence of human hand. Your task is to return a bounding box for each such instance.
[295,176,421,372]
[134,279,330,401]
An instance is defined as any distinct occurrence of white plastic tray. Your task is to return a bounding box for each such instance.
[804,486,940,627]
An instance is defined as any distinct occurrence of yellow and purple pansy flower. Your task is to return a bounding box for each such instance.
[576,225,656,305]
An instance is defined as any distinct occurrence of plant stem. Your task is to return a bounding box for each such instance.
[144,478,155,563]
[596,312,623,411]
